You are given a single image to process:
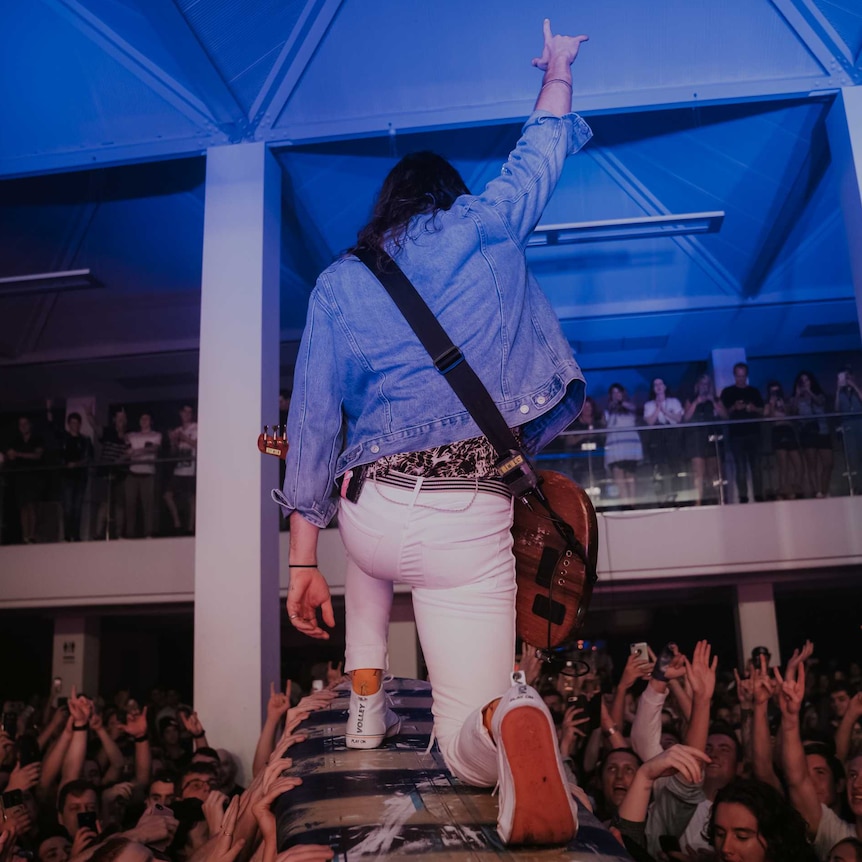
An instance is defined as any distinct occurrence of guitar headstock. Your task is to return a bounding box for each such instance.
[257,424,289,460]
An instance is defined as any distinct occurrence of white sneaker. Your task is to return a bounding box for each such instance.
[492,671,578,845]
[345,686,401,749]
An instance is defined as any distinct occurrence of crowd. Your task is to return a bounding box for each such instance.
[2,640,859,862]
[0,671,342,862]
[0,405,197,545]
[557,363,862,506]
[518,638,862,861]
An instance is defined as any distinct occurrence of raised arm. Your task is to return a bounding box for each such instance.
[89,712,125,785]
[118,707,152,789]
[253,682,293,778]
[683,640,717,753]
[180,710,210,750]
[610,650,653,732]
[532,19,588,117]
[776,663,822,836]
[749,656,781,792]
[61,689,93,787]
[618,744,710,828]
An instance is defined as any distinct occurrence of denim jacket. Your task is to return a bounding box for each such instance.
[278,110,592,527]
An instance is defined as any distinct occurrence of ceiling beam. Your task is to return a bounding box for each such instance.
[45,0,235,137]
[265,76,837,146]
[769,0,861,85]
[250,0,344,134]
[587,147,742,297]
[0,135,208,180]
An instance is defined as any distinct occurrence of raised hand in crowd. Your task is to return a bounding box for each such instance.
[786,639,814,678]
[188,796,245,862]
[62,686,94,786]
[518,643,544,689]
[617,744,711,831]
[101,781,136,829]
[683,639,717,753]
[774,660,824,839]
[203,789,232,838]
[325,661,345,688]
[252,758,305,862]
[0,821,18,862]
[181,710,209,749]
[4,760,40,794]
[608,649,654,735]
[254,680,315,778]
[749,654,781,791]
[124,802,179,852]
[118,704,152,787]
[70,817,100,859]
[559,704,591,759]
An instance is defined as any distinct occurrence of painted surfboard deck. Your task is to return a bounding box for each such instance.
[276,678,632,861]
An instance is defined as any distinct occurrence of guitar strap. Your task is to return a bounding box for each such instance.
[355,247,597,644]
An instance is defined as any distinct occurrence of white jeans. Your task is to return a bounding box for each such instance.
[338,476,516,786]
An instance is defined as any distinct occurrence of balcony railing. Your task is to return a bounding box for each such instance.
[2,411,860,544]
[537,410,861,509]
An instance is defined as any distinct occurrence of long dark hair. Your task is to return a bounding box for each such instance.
[351,151,470,261]
[706,778,816,862]
[794,370,824,397]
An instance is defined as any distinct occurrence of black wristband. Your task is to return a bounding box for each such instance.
[288,564,317,568]
[133,734,149,743]
[72,723,89,731]
[192,731,205,739]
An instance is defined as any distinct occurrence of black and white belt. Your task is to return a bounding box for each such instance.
[372,470,511,499]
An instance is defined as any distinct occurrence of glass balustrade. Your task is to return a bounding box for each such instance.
[1,410,860,543]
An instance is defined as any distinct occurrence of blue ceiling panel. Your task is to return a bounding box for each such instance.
[813,0,862,64]
[177,0,309,114]
[0,3,212,176]
[273,0,827,142]
[761,160,854,298]
[597,101,827,285]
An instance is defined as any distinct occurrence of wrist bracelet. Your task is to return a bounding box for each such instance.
[541,77,572,90]
[192,731,206,739]
[72,723,89,731]
[133,734,149,743]
[288,564,317,569]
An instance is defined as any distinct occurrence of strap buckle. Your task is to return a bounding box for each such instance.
[433,346,464,375]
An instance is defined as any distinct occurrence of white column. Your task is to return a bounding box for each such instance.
[710,348,747,394]
[52,617,100,698]
[734,582,781,669]
[826,88,862,330]
[194,142,281,782]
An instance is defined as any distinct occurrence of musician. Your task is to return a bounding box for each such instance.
[277,20,591,845]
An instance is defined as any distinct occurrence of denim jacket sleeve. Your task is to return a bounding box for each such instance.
[475,110,592,247]
[278,285,344,527]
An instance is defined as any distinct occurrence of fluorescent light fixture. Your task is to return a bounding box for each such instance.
[0,269,103,297]
[528,211,725,246]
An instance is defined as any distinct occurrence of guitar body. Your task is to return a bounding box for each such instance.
[512,471,599,649]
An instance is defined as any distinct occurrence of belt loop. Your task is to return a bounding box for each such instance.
[408,476,424,508]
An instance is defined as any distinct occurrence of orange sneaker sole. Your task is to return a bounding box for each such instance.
[499,705,576,845]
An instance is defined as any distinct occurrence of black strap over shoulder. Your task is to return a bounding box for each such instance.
[354,246,541,499]
[355,245,596,610]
